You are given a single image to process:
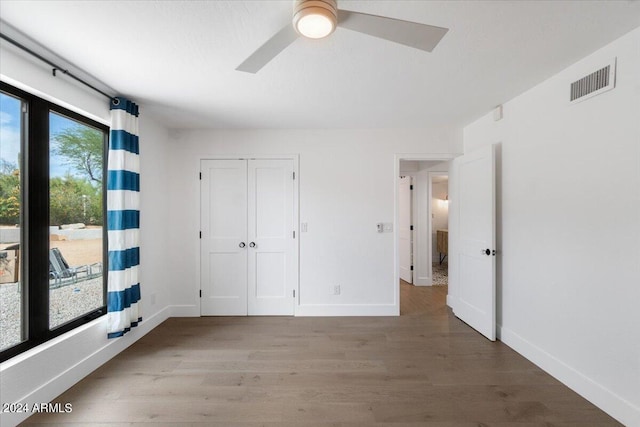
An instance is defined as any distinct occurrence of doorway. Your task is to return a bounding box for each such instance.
[396,157,452,315]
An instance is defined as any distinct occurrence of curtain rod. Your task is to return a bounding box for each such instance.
[0,32,115,102]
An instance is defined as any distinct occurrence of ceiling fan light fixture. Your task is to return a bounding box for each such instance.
[236,0,449,73]
[293,0,337,39]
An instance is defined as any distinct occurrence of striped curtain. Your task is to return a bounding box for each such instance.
[107,97,141,338]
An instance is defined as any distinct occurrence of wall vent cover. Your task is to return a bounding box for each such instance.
[570,58,616,103]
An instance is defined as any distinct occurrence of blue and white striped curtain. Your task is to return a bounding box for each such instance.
[107,97,141,338]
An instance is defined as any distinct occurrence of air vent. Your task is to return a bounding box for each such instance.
[570,59,616,103]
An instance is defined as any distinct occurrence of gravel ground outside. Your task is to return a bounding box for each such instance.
[0,276,104,351]
[1,236,104,351]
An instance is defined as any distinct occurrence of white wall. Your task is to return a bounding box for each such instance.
[168,129,461,316]
[399,160,420,176]
[0,44,173,427]
[460,27,640,426]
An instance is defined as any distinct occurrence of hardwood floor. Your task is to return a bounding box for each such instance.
[400,279,448,316]
[23,284,621,426]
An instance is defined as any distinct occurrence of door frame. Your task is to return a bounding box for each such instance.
[198,154,300,316]
[394,154,457,312]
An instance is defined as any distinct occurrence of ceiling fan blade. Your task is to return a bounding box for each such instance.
[337,10,448,52]
[236,24,299,73]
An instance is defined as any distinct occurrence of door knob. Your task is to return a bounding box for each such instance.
[249,242,256,248]
[483,248,491,256]
[239,242,246,248]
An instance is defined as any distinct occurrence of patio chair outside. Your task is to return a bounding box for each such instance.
[49,247,101,288]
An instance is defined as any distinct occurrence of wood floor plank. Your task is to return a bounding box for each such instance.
[21,284,622,426]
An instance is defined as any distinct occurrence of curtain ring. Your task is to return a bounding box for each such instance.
[112,98,120,106]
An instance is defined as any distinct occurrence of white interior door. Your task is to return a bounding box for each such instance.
[200,159,248,315]
[399,176,413,283]
[247,159,295,315]
[452,145,496,340]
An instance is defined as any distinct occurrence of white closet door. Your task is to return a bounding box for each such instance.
[200,159,248,316]
[247,159,295,315]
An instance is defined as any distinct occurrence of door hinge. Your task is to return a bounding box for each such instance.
[410,185,413,190]
[199,172,202,180]
[199,290,202,298]
[410,265,414,271]
[293,230,295,238]
[293,289,296,298]
[199,231,202,239]
[293,171,296,180]
[410,225,414,231]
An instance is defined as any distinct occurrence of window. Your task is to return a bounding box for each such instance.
[0,82,108,361]
[0,90,24,351]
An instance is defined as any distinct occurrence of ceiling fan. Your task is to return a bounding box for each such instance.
[236,0,449,73]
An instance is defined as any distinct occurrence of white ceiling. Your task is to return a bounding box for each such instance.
[1,1,639,130]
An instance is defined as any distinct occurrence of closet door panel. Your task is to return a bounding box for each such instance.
[248,159,295,315]
[200,159,248,315]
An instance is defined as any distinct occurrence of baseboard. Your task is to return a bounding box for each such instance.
[296,304,398,316]
[170,304,200,317]
[446,294,455,309]
[171,303,399,317]
[413,276,432,286]
[1,306,171,427]
[498,325,639,427]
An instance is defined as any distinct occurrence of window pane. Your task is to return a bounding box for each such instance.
[49,112,104,329]
[0,92,24,351]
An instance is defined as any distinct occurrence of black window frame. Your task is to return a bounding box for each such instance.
[0,81,108,362]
